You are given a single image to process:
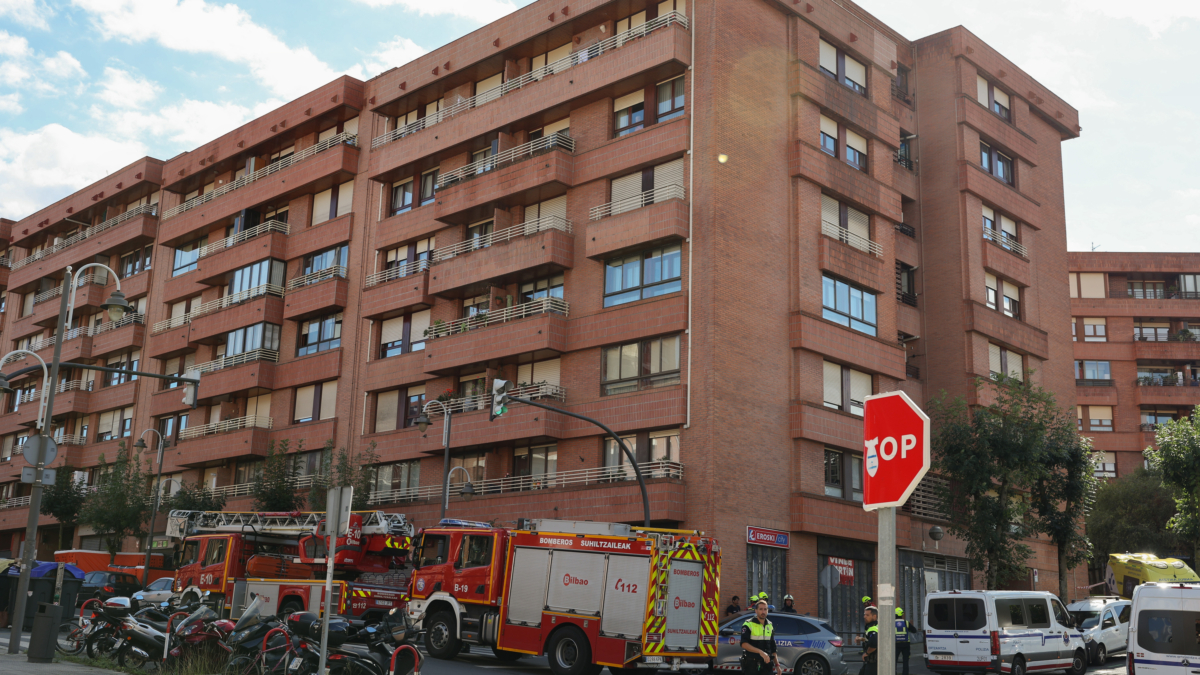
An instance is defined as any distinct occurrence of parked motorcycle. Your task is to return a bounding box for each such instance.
[114,593,231,670]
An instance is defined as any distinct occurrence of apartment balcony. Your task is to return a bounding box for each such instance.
[957,97,1038,166]
[960,164,1039,229]
[31,330,93,363]
[194,221,289,285]
[1113,289,1200,301]
[982,230,1031,287]
[147,323,193,359]
[195,349,279,401]
[1134,378,1200,406]
[421,383,567,449]
[9,205,158,290]
[152,284,284,340]
[434,136,575,222]
[819,224,888,293]
[362,261,433,320]
[90,313,147,360]
[428,219,574,296]
[87,378,139,414]
[0,259,9,289]
[794,62,899,146]
[789,312,907,380]
[1134,336,1200,360]
[423,297,568,374]
[23,275,106,328]
[1076,378,1114,387]
[585,192,688,260]
[176,415,273,466]
[361,351,429,393]
[283,268,348,321]
[159,134,359,243]
[965,301,1051,359]
[368,13,691,180]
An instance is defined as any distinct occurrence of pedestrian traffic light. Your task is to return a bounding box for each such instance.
[490,379,513,421]
[182,369,200,408]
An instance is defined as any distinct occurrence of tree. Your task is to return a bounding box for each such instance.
[252,439,305,512]
[1144,417,1200,562]
[1031,427,1100,601]
[1087,468,1182,564]
[164,480,227,513]
[931,374,1075,589]
[308,441,380,511]
[80,443,151,563]
[40,466,89,550]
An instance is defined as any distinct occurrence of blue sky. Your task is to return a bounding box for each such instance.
[0,0,1197,252]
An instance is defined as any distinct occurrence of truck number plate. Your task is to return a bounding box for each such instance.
[931,655,953,661]
[644,657,664,664]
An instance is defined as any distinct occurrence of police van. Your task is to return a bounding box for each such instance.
[924,590,1086,675]
[1128,582,1200,675]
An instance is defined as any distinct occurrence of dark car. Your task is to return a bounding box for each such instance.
[79,571,142,605]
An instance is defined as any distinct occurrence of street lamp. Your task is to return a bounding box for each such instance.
[415,400,455,521]
[135,430,170,586]
[0,350,50,430]
[445,466,476,513]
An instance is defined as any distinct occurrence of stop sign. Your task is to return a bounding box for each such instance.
[862,390,930,511]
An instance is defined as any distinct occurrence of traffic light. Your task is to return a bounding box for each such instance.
[489,379,513,421]
[182,369,200,408]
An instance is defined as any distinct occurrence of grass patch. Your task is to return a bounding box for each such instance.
[58,649,228,675]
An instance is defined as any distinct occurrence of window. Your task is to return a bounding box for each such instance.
[819,38,867,94]
[311,180,354,226]
[162,353,195,389]
[466,219,494,249]
[301,245,349,282]
[1134,321,1170,341]
[1086,405,1114,433]
[602,336,681,395]
[1075,360,1112,381]
[293,380,338,424]
[603,429,682,477]
[977,75,1011,121]
[823,448,863,501]
[821,275,877,336]
[823,361,871,416]
[982,205,1020,252]
[289,448,330,477]
[514,444,558,479]
[614,90,645,136]
[391,179,414,216]
[451,451,486,483]
[120,246,153,277]
[233,460,262,485]
[417,533,448,568]
[462,294,490,320]
[203,539,227,567]
[263,206,288,225]
[223,323,281,358]
[298,313,342,356]
[820,195,874,254]
[897,263,916,305]
[980,142,1014,185]
[984,273,1021,319]
[98,407,135,441]
[608,158,684,216]
[383,237,434,275]
[657,76,685,121]
[818,116,868,171]
[1128,280,1166,300]
[1142,409,1176,429]
[374,460,420,498]
[158,413,189,440]
[374,385,425,433]
[988,344,1024,381]
[6,382,35,413]
[1073,318,1107,342]
[419,168,438,205]
[520,274,564,303]
[227,259,285,296]
[104,350,141,387]
[172,238,206,276]
[1094,451,1117,478]
[603,244,682,307]
[1068,273,1107,299]
[456,534,493,569]
[379,309,430,358]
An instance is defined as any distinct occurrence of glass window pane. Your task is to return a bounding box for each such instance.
[822,276,836,309]
[835,280,849,312]
[620,344,639,379]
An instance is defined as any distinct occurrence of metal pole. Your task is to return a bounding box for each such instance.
[140,433,166,587]
[878,507,896,675]
[438,410,452,521]
[9,271,72,654]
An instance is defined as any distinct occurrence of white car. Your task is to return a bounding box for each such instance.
[132,576,176,608]
[1066,597,1129,664]
[1128,582,1200,675]
[924,590,1086,675]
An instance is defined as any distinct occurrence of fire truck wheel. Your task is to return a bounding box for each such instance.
[279,599,304,616]
[492,646,524,661]
[547,626,603,675]
[424,611,462,659]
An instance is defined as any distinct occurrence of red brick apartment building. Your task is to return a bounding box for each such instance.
[1070,252,1200,479]
[0,0,1080,635]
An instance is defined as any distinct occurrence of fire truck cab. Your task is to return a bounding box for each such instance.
[408,519,721,675]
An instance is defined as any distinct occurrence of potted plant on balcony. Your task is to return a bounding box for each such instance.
[425,319,447,340]
[1177,329,1195,342]
[436,389,461,404]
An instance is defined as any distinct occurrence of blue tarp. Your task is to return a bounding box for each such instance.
[4,561,84,579]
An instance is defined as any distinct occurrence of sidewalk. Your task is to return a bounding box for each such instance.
[842,649,934,675]
[0,653,120,673]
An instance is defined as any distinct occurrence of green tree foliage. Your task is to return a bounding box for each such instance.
[40,466,89,550]
[308,441,380,511]
[1087,468,1183,564]
[164,479,227,513]
[1031,427,1099,601]
[79,443,151,563]
[1144,417,1200,561]
[252,439,305,512]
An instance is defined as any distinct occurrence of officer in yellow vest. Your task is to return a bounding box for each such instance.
[740,599,781,675]
[860,606,879,675]
[895,607,912,675]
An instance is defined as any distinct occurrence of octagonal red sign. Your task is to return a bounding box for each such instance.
[862,390,930,510]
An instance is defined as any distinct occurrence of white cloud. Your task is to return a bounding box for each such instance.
[0,31,32,59]
[71,0,350,99]
[1068,0,1200,36]
[96,66,158,108]
[361,36,427,78]
[0,60,31,87]
[352,0,522,23]
[42,51,86,79]
[0,124,146,220]
[0,93,21,114]
[0,0,54,29]
[90,98,252,147]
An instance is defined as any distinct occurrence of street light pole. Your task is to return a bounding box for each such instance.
[443,466,476,514]
[135,430,168,587]
[414,400,453,521]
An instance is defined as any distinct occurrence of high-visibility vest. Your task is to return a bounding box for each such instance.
[895,619,909,642]
[866,625,879,635]
[743,618,775,641]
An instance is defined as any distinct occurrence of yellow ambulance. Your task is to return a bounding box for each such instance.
[1105,553,1199,599]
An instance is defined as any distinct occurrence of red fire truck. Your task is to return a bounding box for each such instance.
[166,509,413,620]
[407,518,721,675]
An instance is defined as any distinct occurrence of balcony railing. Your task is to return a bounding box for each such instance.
[983,228,1028,258]
[0,495,32,510]
[898,291,917,307]
[194,349,279,375]
[368,460,684,505]
[906,364,920,379]
[590,184,686,221]
[902,474,949,521]
[821,220,883,257]
[370,11,689,150]
[425,296,568,340]
[11,203,159,271]
[1134,330,1200,342]
[1076,378,1114,387]
[286,266,346,291]
[162,133,358,220]
[430,216,572,263]
[1136,375,1200,387]
[55,434,87,446]
[1140,422,1165,432]
[438,134,575,189]
[891,82,913,105]
[34,313,147,350]
[152,284,284,333]
[1113,289,1200,300]
[15,390,37,405]
[364,259,429,289]
[197,220,289,259]
[893,151,914,171]
[0,257,10,269]
[32,273,105,305]
[179,414,272,441]
[429,382,566,416]
[894,222,916,238]
[207,473,321,499]
[56,380,94,394]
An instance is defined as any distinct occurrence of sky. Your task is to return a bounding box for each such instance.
[0,0,1197,253]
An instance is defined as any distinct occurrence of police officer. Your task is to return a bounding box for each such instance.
[859,606,879,675]
[894,608,912,675]
[780,594,797,613]
[741,600,781,675]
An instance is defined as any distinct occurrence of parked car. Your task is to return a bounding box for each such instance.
[79,571,142,604]
[1065,597,1130,664]
[714,611,848,675]
[1128,582,1200,675]
[132,576,176,609]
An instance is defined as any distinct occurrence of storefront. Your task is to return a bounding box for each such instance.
[817,536,874,643]
[898,551,971,643]
[747,526,789,605]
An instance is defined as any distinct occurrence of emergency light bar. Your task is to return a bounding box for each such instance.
[437,518,492,529]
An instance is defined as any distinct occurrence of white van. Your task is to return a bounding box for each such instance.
[1128,582,1200,675]
[924,590,1086,675]
[1065,596,1130,664]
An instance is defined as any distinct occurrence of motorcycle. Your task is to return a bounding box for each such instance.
[290,607,422,675]
[223,594,300,675]
[115,600,232,670]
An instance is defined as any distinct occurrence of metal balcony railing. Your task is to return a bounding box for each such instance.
[429,383,566,416]
[12,203,159,271]
[1139,423,1163,432]
[906,364,920,379]
[438,134,576,189]
[1114,289,1200,300]
[894,222,916,238]
[162,133,358,220]
[152,284,284,334]
[0,495,32,509]
[56,380,94,393]
[286,266,346,291]
[370,12,689,150]
[0,257,10,269]
[822,220,883,257]
[368,460,684,505]
[15,390,37,405]
[194,349,279,375]
[425,296,568,340]
[364,259,429,289]
[590,184,685,221]
[179,415,272,441]
[430,216,572,263]
[1076,378,1114,387]
[891,82,913,105]
[893,151,915,171]
[1133,330,1200,342]
[983,228,1028,258]
[1136,375,1200,387]
[207,473,321,498]
[898,291,917,307]
[32,273,105,305]
[902,474,949,521]
[34,313,146,351]
[55,434,87,446]
[197,220,289,259]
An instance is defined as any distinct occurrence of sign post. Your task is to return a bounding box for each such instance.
[317,486,353,675]
[862,391,931,675]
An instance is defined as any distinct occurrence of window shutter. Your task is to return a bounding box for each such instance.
[1103,451,1116,465]
[380,317,406,345]
[536,358,562,387]
[1000,215,1017,236]
[846,206,870,241]
[1068,273,1078,298]
[1084,318,1106,326]
[547,44,572,72]
[1003,281,1020,301]
[535,196,567,222]
[658,0,683,16]
[409,310,432,341]
[408,384,425,397]
[1007,351,1024,381]
[343,117,359,137]
[319,381,337,420]
[821,195,840,229]
[417,237,434,253]
[247,393,271,418]
[1091,405,1113,421]
[823,361,842,408]
[613,90,645,112]
[318,127,336,142]
[989,344,1002,374]
[993,87,1010,108]
[543,118,570,137]
[294,385,315,422]
[170,299,186,319]
[845,130,867,154]
[982,205,995,222]
[985,273,998,291]
[610,172,644,215]
[476,73,503,94]
[517,364,532,385]
[843,56,866,88]
[97,411,115,435]
[312,189,332,226]
[531,54,546,72]
[165,357,180,375]
[653,159,684,190]
[977,75,989,106]
[850,370,871,406]
[819,40,837,73]
[184,353,195,370]
[1079,273,1106,298]
[336,181,354,218]
[1,436,11,458]
[820,115,839,139]
[375,391,399,432]
[209,404,221,424]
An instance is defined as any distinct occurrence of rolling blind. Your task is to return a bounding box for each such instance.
[312,189,332,226]
[985,273,998,291]
[476,73,503,94]
[819,40,837,73]
[821,195,840,228]
[1068,273,1078,299]
[845,130,867,154]
[1000,215,1017,236]
[376,391,399,432]
[318,126,336,142]
[982,205,995,222]
[843,56,866,88]
[1007,351,1023,381]
[989,344,1002,373]
[846,206,870,240]
[654,159,685,190]
[659,0,684,16]
[343,117,359,136]
[530,196,567,223]
[424,100,441,126]
[613,90,645,112]
[849,370,871,406]
[519,359,562,387]
[993,87,1010,108]
[1079,273,1105,298]
[1,436,11,458]
[165,358,180,375]
[823,361,842,408]
[97,411,115,435]
[1090,406,1113,420]
[1083,318,1106,326]
[977,76,989,106]
[1003,281,1020,301]
[820,115,838,138]
[547,44,572,72]
[246,393,271,417]
[294,385,315,422]
[380,317,405,345]
[209,404,221,424]
[611,172,644,215]
[319,381,338,420]
[409,310,431,341]
[336,181,354,218]
[543,118,570,136]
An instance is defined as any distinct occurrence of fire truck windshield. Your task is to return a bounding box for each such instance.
[418,534,448,568]
[180,540,200,566]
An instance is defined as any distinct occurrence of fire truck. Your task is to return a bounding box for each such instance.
[166,509,414,620]
[407,518,721,675]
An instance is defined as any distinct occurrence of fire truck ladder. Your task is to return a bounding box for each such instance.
[167,510,414,538]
